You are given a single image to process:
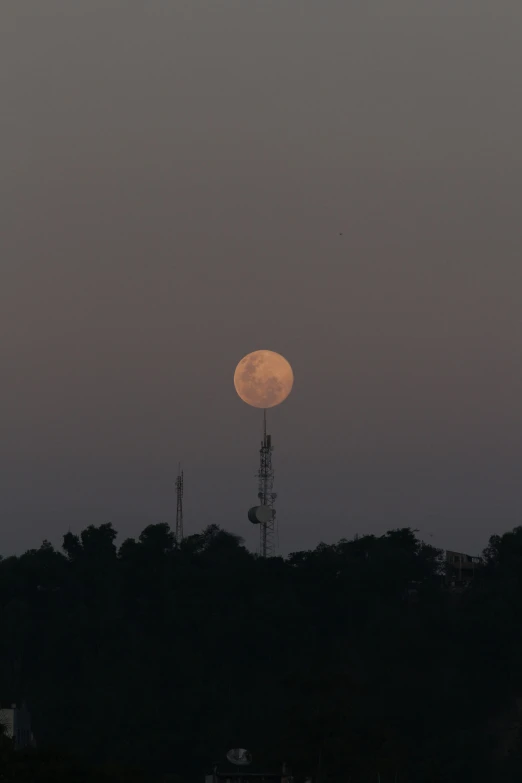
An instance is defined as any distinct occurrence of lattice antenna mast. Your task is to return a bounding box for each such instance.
[175,463,184,545]
[257,409,277,557]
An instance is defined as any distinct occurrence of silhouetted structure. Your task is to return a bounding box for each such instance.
[256,410,276,557]
[175,464,184,544]
[0,702,35,750]
[445,549,481,587]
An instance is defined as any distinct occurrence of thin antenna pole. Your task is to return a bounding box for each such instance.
[175,463,184,545]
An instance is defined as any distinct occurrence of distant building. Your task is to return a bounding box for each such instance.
[0,702,35,750]
[445,550,481,588]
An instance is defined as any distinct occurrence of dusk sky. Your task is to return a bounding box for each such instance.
[1,1,522,557]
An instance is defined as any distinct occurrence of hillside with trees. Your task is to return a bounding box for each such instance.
[1,522,522,781]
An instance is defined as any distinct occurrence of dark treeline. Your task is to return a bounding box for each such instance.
[1,522,522,781]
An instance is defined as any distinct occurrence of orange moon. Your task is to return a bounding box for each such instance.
[234,350,294,409]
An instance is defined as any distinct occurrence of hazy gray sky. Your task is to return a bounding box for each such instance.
[1,1,522,557]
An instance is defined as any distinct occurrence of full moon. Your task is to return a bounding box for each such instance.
[234,350,294,409]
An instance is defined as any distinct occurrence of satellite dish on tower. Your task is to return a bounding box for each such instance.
[248,505,273,525]
[226,749,252,766]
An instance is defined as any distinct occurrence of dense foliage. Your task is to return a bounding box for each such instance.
[1,522,522,781]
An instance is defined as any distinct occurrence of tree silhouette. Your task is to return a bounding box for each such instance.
[1,522,522,780]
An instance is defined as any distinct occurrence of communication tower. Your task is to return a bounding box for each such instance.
[248,410,277,557]
[175,464,184,544]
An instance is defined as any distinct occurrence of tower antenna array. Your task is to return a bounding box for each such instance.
[257,409,277,557]
[175,463,184,544]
